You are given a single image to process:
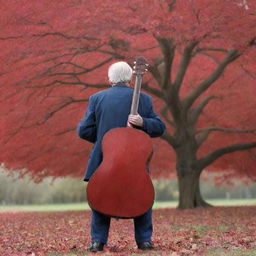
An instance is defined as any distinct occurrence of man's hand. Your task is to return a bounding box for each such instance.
[128,114,144,127]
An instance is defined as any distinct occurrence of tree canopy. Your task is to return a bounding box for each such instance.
[0,0,255,184]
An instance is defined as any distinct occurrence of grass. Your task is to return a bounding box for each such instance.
[48,251,90,256]
[0,198,255,213]
[49,251,163,256]
[206,248,256,256]
[1,206,255,255]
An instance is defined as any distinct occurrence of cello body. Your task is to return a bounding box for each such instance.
[87,127,154,218]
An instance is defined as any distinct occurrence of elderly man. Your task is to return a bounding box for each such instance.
[77,61,165,252]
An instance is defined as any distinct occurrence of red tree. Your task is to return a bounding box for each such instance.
[0,0,255,208]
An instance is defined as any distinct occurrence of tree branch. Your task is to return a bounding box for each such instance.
[46,57,113,77]
[156,38,175,89]
[197,127,256,134]
[0,36,23,40]
[25,80,109,89]
[183,49,240,110]
[40,98,88,124]
[240,64,256,79]
[173,41,198,92]
[4,97,88,145]
[189,95,221,125]
[32,32,98,41]
[53,127,76,136]
[160,104,175,127]
[196,52,220,64]
[168,0,177,11]
[142,82,165,100]
[195,47,229,53]
[196,127,256,148]
[97,49,125,59]
[148,62,163,86]
[161,130,176,147]
[197,142,256,170]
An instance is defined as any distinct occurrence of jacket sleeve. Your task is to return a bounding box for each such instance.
[141,96,166,138]
[77,96,97,143]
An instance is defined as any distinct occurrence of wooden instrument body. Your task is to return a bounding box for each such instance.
[87,127,154,218]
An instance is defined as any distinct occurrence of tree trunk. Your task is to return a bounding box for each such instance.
[177,171,212,209]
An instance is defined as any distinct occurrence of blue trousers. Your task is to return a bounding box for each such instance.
[90,208,153,244]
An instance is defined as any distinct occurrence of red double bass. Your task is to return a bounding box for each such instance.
[87,57,154,218]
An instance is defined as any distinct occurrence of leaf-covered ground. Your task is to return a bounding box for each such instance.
[1,206,256,256]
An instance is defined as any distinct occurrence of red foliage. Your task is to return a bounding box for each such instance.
[0,0,255,182]
[0,207,256,255]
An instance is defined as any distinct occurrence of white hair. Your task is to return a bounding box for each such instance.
[108,61,133,84]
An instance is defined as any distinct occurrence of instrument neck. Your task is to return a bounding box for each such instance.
[130,74,142,115]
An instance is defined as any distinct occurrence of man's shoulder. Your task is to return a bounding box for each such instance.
[90,87,152,104]
[90,88,112,100]
[140,91,152,102]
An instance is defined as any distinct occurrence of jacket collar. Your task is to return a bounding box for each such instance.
[113,83,130,88]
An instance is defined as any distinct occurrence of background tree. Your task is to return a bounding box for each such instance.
[0,0,255,208]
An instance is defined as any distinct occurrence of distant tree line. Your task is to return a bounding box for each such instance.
[0,173,86,205]
[153,178,256,201]
[0,170,255,205]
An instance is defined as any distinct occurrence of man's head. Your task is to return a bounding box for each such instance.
[108,61,133,85]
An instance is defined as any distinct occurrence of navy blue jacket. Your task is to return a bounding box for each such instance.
[77,83,166,181]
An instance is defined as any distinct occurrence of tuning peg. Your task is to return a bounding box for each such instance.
[145,69,148,72]
[146,64,149,66]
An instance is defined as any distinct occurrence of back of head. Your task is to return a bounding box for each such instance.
[108,61,133,85]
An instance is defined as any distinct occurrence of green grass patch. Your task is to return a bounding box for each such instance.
[206,248,256,256]
[0,203,91,212]
[217,224,229,232]
[0,199,255,213]
[205,198,256,206]
[193,225,209,233]
[171,224,181,231]
[48,251,89,256]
